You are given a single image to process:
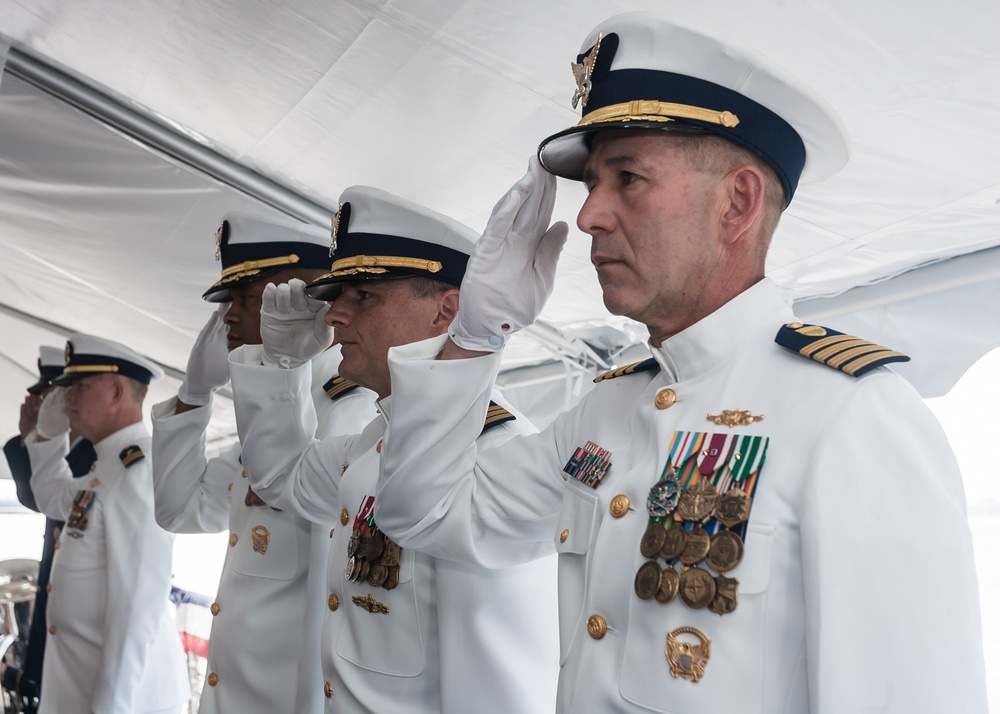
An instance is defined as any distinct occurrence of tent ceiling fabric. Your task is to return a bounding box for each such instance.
[1,0,999,425]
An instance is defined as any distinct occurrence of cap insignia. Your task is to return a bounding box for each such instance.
[64,342,73,364]
[214,220,229,262]
[571,33,602,109]
[330,204,342,257]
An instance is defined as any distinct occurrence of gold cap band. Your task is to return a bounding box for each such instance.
[63,365,120,375]
[577,100,739,129]
[219,254,300,279]
[328,255,443,274]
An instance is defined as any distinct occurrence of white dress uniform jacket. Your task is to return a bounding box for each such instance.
[374,279,988,714]
[228,344,560,714]
[27,421,190,714]
[151,346,374,714]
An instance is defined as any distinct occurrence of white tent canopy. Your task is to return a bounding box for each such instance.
[1,0,999,432]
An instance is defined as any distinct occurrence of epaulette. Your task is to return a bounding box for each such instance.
[119,445,145,468]
[594,358,660,383]
[482,401,516,435]
[775,322,909,377]
[323,374,361,401]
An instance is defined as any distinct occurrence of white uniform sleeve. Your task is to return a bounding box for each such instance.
[92,458,177,714]
[25,431,75,520]
[230,348,357,525]
[150,396,237,533]
[376,336,565,568]
[802,372,988,713]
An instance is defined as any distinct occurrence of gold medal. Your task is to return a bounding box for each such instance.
[715,489,752,528]
[679,525,710,564]
[655,565,680,603]
[367,563,388,588]
[708,575,739,615]
[365,532,385,561]
[380,539,401,567]
[634,561,662,600]
[639,523,667,558]
[677,478,718,522]
[383,564,400,590]
[706,530,745,572]
[678,566,716,609]
[358,560,371,583]
[659,524,687,561]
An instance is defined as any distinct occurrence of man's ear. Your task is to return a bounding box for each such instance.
[720,165,766,245]
[434,289,461,330]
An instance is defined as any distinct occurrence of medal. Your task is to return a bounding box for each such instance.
[634,561,662,600]
[365,532,385,562]
[709,575,739,615]
[659,524,687,561]
[679,525,710,565]
[380,538,401,567]
[656,565,680,603]
[646,471,681,519]
[678,566,716,609]
[639,524,667,558]
[715,489,752,528]
[344,555,356,581]
[677,478,717,522]
[383,565,400,590]
[367,563,388,588]
[706,530,744,572]
[347,530,361,558]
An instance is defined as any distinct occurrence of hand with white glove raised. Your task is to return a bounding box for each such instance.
[260,278,334,369]
[36,387,70,440]
[178,303,231,407]
[448,156,568,352]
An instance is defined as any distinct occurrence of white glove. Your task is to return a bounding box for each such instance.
[448,156,568,352]
[260,279,334,369]
[36,387,70,440]
[177,303,231,406]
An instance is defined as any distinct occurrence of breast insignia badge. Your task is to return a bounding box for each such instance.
[666,627,711,682]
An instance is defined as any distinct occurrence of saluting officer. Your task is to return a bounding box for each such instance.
[27,335,190,714]
[3,346,97,711]
[228,186,560,713]
[373,13,988,713]
[150,213,374,714]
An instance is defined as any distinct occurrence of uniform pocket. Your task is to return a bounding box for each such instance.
[619,525,774,713]
[553,483,600,665]
[230,508,303,581]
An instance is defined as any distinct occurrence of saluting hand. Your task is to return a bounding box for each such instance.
[260,278,334,369]
[448,156,568,353]
[178,303,231,407]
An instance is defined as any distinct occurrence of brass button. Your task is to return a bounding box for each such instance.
[229,533,238,547]
[324,680,332,699]
[48,625,56,635]
[328,593,340,611]
[90,462,97,472]
[54,541,60,550]
[587,614,607,639]
[227,483,233,492]
[329,528,335,538]
[242,469,247,479]
[46,583,52,593]
[207,672,218,687]
[559,529,569,543]
[376,439,383,454]
[210,602,220,616]
[609,494,630,518]
[654,389,677,410]
[340,508,349,526]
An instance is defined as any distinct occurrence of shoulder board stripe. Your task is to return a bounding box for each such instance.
[775,322,909,377]
[594,357,660,383]
[119,445,145,468]
[323,374,361,401]
[482,401,516,435]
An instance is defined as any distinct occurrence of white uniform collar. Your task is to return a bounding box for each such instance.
[649,278,794,384]
[93,420,149,461]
